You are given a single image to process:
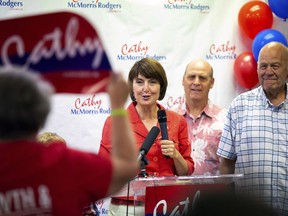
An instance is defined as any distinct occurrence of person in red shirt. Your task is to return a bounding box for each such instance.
[99,58,194,215]
[0,70,138,216]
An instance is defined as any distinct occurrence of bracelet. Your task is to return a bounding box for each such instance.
[111,108,127,116]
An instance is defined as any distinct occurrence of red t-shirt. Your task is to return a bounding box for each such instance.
[0,140,112,216]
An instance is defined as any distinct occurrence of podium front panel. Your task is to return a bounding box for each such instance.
[131,174,243,216]
[145,183,225,216]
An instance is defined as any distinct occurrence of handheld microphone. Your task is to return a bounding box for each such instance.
[138,126,160,161]
[157,109,169,140]
[157,109,170,158]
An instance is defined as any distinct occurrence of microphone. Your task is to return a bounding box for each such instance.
[138,126,160,161]
[157,109,170,158]
[157,109,169,140]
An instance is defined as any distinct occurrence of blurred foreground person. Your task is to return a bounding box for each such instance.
[190,191,275,216]
[0,70,138,215]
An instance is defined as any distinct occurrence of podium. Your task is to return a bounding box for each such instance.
[129,174,243,216]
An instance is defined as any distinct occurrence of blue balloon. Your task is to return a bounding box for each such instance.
[252,29,288,61]
[268,0,288,20]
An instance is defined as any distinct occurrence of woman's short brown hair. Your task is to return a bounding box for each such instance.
[128,58,168,101]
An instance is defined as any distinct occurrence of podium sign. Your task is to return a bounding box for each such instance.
[145,183,225,215]
[131,174,243,216]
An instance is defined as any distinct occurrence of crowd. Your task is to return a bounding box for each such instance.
[0,41,287,215]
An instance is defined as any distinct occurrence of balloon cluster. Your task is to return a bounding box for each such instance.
[234,0,288,89]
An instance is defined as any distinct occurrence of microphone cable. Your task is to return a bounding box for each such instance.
[126,179,131,216]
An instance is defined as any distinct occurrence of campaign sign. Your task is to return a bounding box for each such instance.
[0,12,112,93]
[145,183,226,216]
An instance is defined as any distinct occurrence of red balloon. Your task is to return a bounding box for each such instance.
[234,52,259,89]
[238,1,273,39]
